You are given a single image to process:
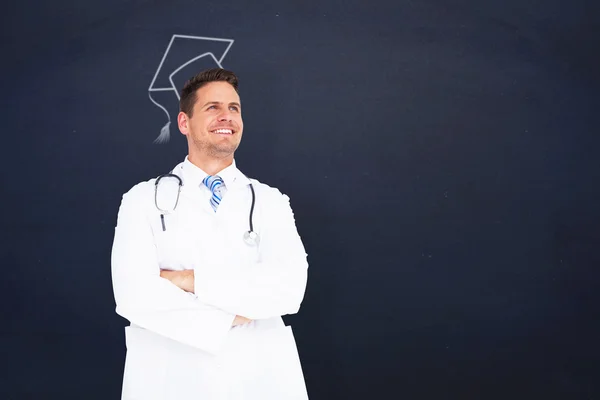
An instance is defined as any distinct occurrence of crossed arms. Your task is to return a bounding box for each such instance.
[111,185,308,355]
[159,269,251,326]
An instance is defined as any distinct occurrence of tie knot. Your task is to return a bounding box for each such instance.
[203,175,225,212]
[203,175,224,193]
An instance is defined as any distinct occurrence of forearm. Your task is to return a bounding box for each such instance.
[159,269,252,325]
[191,191,309,320]
[111,187,238,354]
[194,258,308,320]
[160,269,195,293]
[112,271,236,353]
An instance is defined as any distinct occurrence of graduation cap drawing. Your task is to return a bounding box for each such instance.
[148,34,234,144]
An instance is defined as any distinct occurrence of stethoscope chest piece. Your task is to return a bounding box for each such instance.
[243,230,260,247]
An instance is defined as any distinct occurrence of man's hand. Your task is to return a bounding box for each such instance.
[160,269,194,293]
[232,315,252,326]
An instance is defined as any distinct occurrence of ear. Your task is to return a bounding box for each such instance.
[177,112,190,136]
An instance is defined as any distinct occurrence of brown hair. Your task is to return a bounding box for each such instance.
[179,68,239,116]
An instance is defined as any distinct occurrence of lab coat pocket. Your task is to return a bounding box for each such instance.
[246,326,309,399]
[161,330,225,399]
[121,326,167,400]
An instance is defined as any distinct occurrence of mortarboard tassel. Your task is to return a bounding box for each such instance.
[148,92,172,144]
[154,121,171,144]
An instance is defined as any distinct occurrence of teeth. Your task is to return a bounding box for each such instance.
[214,129,232,134]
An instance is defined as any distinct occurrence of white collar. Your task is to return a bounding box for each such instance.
[178,156,250,189]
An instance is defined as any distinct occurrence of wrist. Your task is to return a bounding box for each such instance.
[185,269,195,293]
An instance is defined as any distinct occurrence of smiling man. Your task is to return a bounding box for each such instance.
[111,68,310,399]
[179,71,244,166]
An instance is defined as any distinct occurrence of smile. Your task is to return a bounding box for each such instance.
[211,129,234,135]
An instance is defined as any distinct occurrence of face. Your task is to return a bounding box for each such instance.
[178,81,243,159]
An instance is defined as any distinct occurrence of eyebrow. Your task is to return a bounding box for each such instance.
[202,101,241,108]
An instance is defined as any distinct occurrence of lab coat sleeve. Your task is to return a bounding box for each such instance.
[194,191,308,320]
[111,183,236,355]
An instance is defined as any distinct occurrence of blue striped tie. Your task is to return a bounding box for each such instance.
[203,175,225,212]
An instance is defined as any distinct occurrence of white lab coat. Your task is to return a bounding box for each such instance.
[111,158,309,400]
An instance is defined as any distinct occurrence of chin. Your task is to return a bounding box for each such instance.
[212,144,239,155]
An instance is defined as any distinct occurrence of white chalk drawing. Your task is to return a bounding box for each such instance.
[148,35,234,144]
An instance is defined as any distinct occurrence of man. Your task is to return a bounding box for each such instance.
[111,68,309,399]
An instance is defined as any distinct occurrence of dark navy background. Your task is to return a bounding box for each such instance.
[2,1,599,398]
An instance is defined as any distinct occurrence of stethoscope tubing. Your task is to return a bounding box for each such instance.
[154,172,258,246]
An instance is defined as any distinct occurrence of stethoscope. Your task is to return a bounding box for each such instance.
[154,172,260,247]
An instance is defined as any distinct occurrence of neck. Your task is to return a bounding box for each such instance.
[188,153,234,176]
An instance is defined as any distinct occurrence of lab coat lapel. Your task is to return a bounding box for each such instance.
[179,183,214,215]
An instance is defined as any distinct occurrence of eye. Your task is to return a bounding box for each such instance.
[207,105,217,110]
[229,106,239,112]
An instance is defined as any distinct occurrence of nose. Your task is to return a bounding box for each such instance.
[217,109,232,122]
